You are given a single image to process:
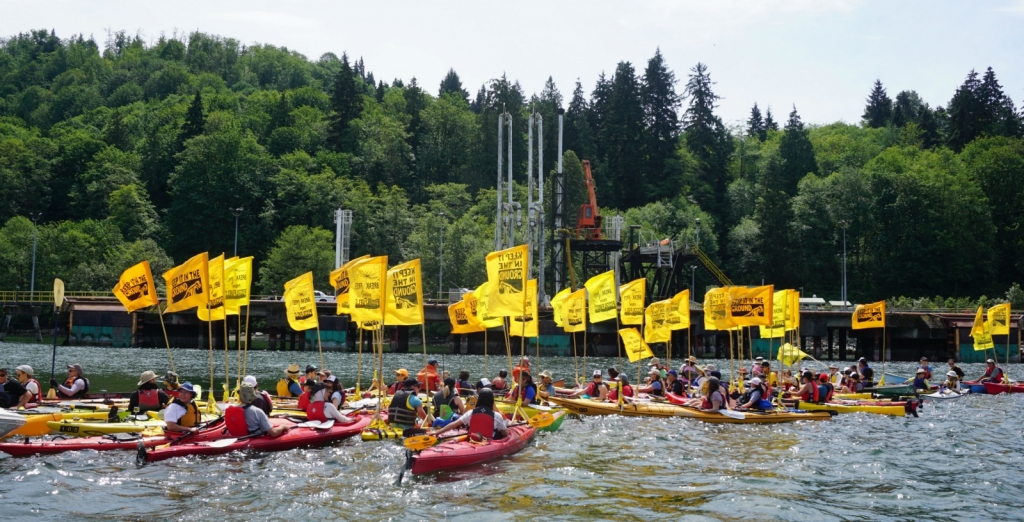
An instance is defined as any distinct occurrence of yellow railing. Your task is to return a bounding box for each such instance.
[0,290,115,303]
[695,248,734,287]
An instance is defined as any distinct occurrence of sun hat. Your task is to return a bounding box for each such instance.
[239,383,257,404]
[243,375,258,387]
[651,357,661,365]
[687,356,697,363]
[829,363,839,369]
[285,364,300,375]
[916,368,926,374]
[947,371,957,378]
[16,365,34,377]
[539,370,552,379]
[649,367,660,375]
[138,370,157,386]
[179,382,195,394]
[986,359,995,364]
[755,357,764,361]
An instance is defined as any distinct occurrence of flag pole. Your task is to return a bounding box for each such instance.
[207,304,216,413]
[316,325,324,372]
[235,313,243,389]
[483,329,488,381]
[242,304,251,377]
[357,326,363,393]
[157,302,175,373]
[222,317,230,401]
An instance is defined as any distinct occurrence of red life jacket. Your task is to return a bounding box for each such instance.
[800,383,820,402]
[608,384,634,402]
[584,381,602,396]
[701,390,726,410]
[138,388,161,409]
[307,401,328,422]
[225,405,250,437]
[297,391,310,410]
[468,407,495,439]
[26,378,41,402]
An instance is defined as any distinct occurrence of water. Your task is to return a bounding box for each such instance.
[1,342,1023,521]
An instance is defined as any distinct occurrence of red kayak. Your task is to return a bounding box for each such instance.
[142,413,371,462]
[409,424,535,475]
[666,392,691,406]
[983,381,1024,394]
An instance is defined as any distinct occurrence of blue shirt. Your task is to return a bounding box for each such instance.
[524,386,536,403]
[288,381,302,397]
[542,383,555,396]
[408,394,423,408]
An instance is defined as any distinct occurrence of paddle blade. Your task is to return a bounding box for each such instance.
[403,434,437,451]
[205,437,240,448]
[528,412,555,428]
[46,388,57,399]
[720,409,746,420]
[53,279,64,306]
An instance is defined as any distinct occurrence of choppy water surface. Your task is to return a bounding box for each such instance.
[1,342,1023,521]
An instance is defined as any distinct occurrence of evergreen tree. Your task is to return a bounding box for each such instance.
[979,67,1021,138]
[863,79,892,128]
[376,80,386,102]
[641,48,682,200]
[683,62,733,244]
[439,68,470,103]
[753,153,794,285]
[589,72,613,158]
[747,103,766,141]
[269,91,293,132]
[534,76,563,178]
[947,70,985,152]
[778,106,817,193]
[470,85,485,114]
[764,107,778,131]
[178,91,205,147]
[404,77,430,154]
[918,104,942,148]
[564,79,594,161]
[365,71,375,87]
[891,90,922,128]
[327,53,363,153]
[601,61,646,209]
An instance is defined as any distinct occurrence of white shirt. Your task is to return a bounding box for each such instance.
[461,409,508,432]
[24,380,39,398]
[164,402,188,424]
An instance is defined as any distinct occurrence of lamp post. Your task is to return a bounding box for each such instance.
[29,212,41,300]
[838,220,848,309]
[438,212,446,301]
[691,265,697,295]
[230,207,244,256]
[694,217,701,253]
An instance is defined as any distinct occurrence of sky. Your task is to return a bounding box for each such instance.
[3,0,1022,127]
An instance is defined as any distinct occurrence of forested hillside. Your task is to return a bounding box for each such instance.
[1,29,1022,305]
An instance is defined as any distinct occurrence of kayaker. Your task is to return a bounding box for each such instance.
[457,370,473,394]
[817,373,834,402]
[491,370,508,393]
[607,374,634,402]
[848,372,864,392]
[512,356,531,382]
[827,364,841,385]
[751,357,765,376]
[607,367,620,382]
[977,359,1004,383]
[50,363,89,399]
[638,368,665,397]
[572,370,608,399]
[243,375,274,415]
[779,368,798,391]
[162,371,181,397]
[430,389,508,441]
[236,383,288,437]
[324,375,346,409]
[128,371,171,414]
[738,377,768,410]
[760,361,777,387]
[857,358,875,387]
[306,378,356,425]
[666,370,685,395]
[786,371,820,402]
[417,359,441,394]
[15,365,40,403]
[538,370,556,399]
[388,368,409,395]
[917,358,933,380]
[943,371,960,391]
[475,378,492,392]
[509,372,538,405]
[680,356,701,382]
[650,357,667,379]
[297,380,315,410]
[277,364,302,397]
[164,382,202,433]
[300,365,319,385]
[947,359,965,380]
[698,377,728,412]
[911,369,930,391]
[0,368,31,408]
[704,364,722,380]
[388,378,427,430]
[432,377,467,418]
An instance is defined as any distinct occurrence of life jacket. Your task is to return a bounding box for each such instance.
[648,377,664,397]
[701,389,726,411]
[584,381,602,397]
[417,365,440,393]
[306,401,328,422]
[166,389,180,399]
[985,367,1004,381]
[800,383,819,403]
[25,378,41,402]
[817,382,834,403]
[386,390,419,427]
[468,407,495,439]
[510,383,537,405]
[277,378,296,398]
[608,384,634,402]
[297,391,310,410]
[225,404,252,436]
[433,389,459,417]
[137,388,162,411]
[61,377,89,399]
[172,399,201,428]
[491,377,506,391]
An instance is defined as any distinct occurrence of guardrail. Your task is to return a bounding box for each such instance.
[0,290,114,303]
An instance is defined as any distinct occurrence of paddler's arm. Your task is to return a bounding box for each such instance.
[164,421,195,433]
[16,389,32,408]
[430,415,466,436]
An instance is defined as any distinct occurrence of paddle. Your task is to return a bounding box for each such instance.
[46,279,64,400]
[403,412,555,451]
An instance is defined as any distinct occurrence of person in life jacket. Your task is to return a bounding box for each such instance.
[638,368,665,397]
[917,358,933,380]
[508,372,538,406]
[827,364,841,385]
[698,377,729,412]
[606,374,635,402]
[162,371,181,398]
[228,383,288,438]
[299,365,319,385]
[430,389,509,441]
[857,358,875,387]
[571,370,608,400]
[751,357,765,376]
[297,380,316,411]
[457,370,474,395]
[946,359,965,380]
[786,371,820,403]
[491,370,508,392]
[15,365,41,403]
[417,359,441,394]
[305,378,356,425]
[164,382,203,433]
[387,378,427,430]
[943,370,961,391]
[388,368,409,395]
[129,370,171,414]
[738,377,770,410]
[432,378,467,419]
[0,368,32,408]
[243,375,274,415]
[817,373,834,403]
[277,364,302,397]
[679,356,702,383]
[537,370,556,399]
[50,363,89,399]
[512,356,531,382]
[910,369,930,391]
[977,359,1005,383]
[665,370,685,396]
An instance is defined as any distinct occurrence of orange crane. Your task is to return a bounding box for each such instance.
[575,160,603,240]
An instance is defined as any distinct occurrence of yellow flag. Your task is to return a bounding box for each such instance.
[667,290,690,331]
[619,279,646,325]
[485,245,528,317]
[972,305,994,350]
[550,287,571,327]
[987,303,1011,336]
[449,301,483,334]
[777,342,809,367]
[384,259,424,326]
[113,260,159,313]
[759,290,789,339]
[283,272,318,331]
[644,300,672,343]
[469,283,504,329]
[348,256,388,328]
[162,252,209,314]
[510,279,539,337]
[703,287,733,330]
[851,300,885,330]
[223,256,253,316]
[197,254,226,321]
[584,270,618,323]
[563,288,587,333]
[729,285,773,327]
[331,254,369,315]
[619,328,654,363]
[787,290,800,330]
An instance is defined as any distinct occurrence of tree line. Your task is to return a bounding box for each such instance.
[1,29,1023,306]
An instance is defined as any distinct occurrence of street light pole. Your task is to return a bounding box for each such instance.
[29,212,41,299]
[695,217,701,253]
[691,265,697,295]
[438,212,446,301]
[230,207,244,257]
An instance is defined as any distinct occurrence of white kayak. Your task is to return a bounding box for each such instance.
[922,389,966,400]
[0,409,28,438]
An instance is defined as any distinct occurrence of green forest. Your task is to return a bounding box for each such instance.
[1,29,1023,307]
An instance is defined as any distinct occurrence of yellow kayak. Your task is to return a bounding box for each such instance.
[46,413,216,437]
[793,400,905,417]
[548,397,830,424]
[6,410,115,438]
[833,393,873,400]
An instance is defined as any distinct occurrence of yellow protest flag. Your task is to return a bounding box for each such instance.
[584,270,618,323]
[162,252,210,314]
[787,290,800,330]
[449,301,483,334]
[469,283,504,329]
[703,287,733,330]
[851,300,886,330]
[485,245,528,317]
[113,260,159,313]
[777,342,809,367]
[987,303,1011,336]
[667,290,690,331]
[729,285,774,327]
[550,287,571,328]
[223,256,253,316]
[331,254,370,315]
[197,254,226,321]
[759,290,789,339]
[348,256,388,328]
[563,288,588,333]
[972,305,994,351]
[619,279,646,325]
[283,272,318,331]
[619,327,654,363]
[644,300,672,343]
[384,259,424,326]
[510,279,539,337]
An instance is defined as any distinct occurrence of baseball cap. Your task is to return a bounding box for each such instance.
[243,375,258,387]
[593,370,602,377]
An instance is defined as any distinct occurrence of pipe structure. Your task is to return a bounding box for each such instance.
[527,112,534,273]
[496,112,503,250]
[537,112,546,304]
